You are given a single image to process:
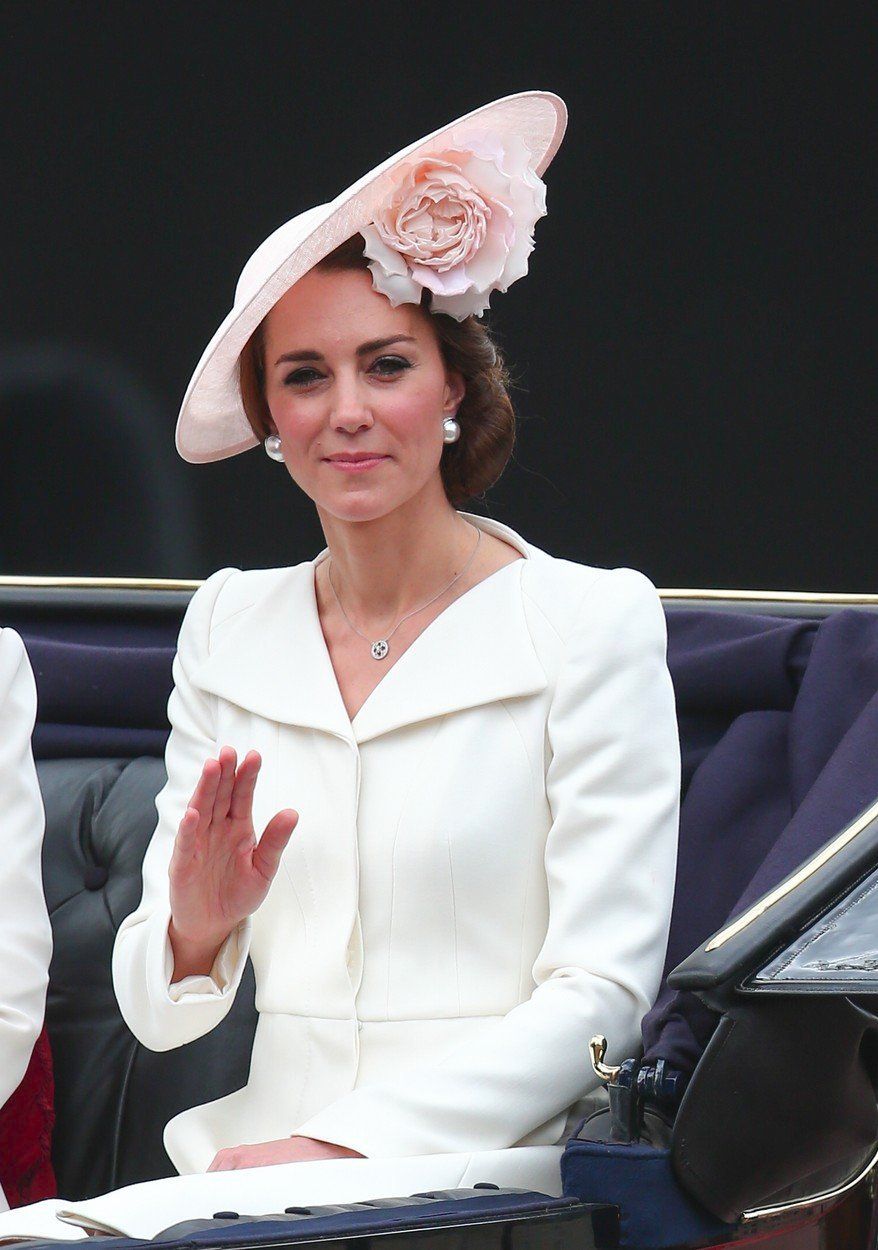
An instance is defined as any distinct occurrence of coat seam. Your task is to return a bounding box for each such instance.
[291,1020,314,1124]
[388,718,446,1017]
[205,568,243,650]
[499,700,540,1001]
[521,571,608,647]
[279,729,315,1017]
[212,599,258,632]
[444,832,462,1016]
[520,587,566,644]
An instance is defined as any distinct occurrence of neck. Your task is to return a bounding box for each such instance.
[315,488,478,628]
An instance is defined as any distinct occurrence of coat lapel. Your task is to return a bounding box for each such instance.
[192,561,354,741]
[351,556,547,743]
[191,515,548,744]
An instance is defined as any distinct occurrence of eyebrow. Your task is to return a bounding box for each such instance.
[273,335,418,367]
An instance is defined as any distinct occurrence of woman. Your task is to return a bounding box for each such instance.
[116,84,680,1171]
[0,628,54,1210]
[0,90,681,1238]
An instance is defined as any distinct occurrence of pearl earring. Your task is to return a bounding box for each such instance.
[442,416,461,444]
[264,434,285,462]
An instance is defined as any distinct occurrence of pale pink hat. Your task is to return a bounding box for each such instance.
[175,90,568,464]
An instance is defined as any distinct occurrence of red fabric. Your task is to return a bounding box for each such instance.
[0,1026,56,1207]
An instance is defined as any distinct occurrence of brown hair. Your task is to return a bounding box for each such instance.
[238,234,516,507]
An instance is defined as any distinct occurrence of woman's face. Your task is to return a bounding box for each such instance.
[261,266,465,523]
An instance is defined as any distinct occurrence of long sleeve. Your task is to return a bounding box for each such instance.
[112,567,253,1052]
[0,629,52,1111]
[293,567,681,1157]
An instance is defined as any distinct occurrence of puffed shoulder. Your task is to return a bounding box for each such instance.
[569,566,668,661]
[176,566,242,651]
[578,565,666,631]
[522,554,666,650]
[181,563,317,637]
[169,568,238,682]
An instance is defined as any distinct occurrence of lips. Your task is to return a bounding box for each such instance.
[324,454,389,473]
[325,454,388,462]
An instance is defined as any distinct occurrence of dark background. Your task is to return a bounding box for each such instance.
[2,1,875,589]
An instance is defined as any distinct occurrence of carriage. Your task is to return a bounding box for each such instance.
[2,574,876,1250]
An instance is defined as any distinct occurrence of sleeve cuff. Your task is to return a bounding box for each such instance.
[292,1105,374,1159]
[155,912,252,1002]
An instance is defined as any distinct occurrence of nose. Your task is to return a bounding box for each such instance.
[330,371,374,435]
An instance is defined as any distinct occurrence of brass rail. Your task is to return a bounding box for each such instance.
[3,576,878,603]
[0,575,201,590]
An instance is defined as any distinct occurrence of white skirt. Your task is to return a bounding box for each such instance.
[0,1146,564,1242]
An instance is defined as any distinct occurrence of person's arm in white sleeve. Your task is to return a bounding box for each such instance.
[0,629,52,1112]
[112,567,253,1052]
[292,567,682,1157]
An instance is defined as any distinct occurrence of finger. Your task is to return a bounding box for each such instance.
[211,745,238,825]
[252,809,299,882]
[174,807,200,853]
[187,756,222,835]
[229,751,262,822]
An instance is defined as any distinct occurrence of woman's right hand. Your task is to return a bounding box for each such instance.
[167,746,299,978]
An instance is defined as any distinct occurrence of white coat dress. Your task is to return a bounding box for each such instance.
[0,628,53,1213]
[110,510,682,1185]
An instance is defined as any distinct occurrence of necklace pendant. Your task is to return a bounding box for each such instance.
[371,639,389,661]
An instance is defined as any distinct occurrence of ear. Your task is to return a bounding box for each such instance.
[443,368,466,416]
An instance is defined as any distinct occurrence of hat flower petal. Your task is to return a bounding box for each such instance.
[360,134,548,321]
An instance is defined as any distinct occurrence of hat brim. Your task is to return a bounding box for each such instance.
[176,90,568,464]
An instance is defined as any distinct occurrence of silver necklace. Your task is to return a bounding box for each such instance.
[327,524,483,661]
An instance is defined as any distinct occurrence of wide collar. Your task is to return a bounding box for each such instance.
[191,512,549,745]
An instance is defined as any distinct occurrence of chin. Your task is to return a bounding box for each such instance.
[321,491,402,525]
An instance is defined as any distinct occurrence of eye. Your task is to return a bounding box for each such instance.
[281,356,412,389]
[371,355,412,377]
[283,367,323,388]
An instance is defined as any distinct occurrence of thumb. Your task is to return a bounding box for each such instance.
[252,809,298,882]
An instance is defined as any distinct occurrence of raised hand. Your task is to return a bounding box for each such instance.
[168,746,298,978]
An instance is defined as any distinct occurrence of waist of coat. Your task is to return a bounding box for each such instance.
[247,1014,509,1074]
[255,1011,507,1022]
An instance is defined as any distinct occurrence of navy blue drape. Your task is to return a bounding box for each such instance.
[643,608,878,1069]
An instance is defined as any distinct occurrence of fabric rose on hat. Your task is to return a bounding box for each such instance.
[360,130,548,321]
